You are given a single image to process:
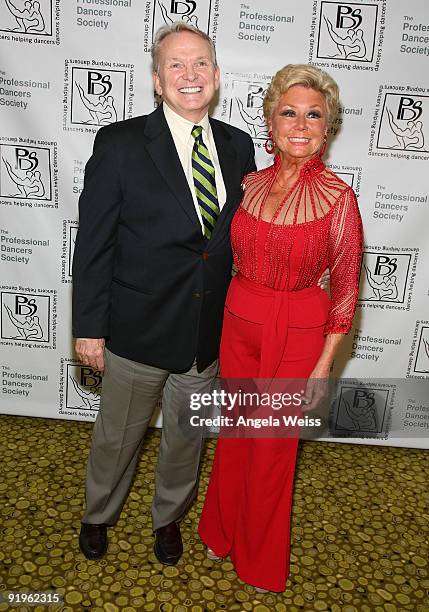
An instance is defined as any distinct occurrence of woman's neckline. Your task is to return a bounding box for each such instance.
[240,205,335,229]
[272,153,325,178]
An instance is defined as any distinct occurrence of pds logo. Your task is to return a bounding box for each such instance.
[408,322,429,379]
[0,144,53,203]
[0,0,52,36]
[71,68,125,127]
[330,382,392,438]
[227,80,270,141]
[377,93,428,153]
[1,291,50,343]
[152,0,212,35]
[360,252,409,303]
[358,248,417,311]
[317,2,377,63]
[309,1,385,71]
[61,220,78,283]
[66,364,102,411]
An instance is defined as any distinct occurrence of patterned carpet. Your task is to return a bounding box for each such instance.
[0,414,428,612]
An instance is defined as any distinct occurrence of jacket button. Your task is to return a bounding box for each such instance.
[202,252,209,260]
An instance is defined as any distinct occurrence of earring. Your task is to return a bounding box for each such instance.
[264,130,276,155]
[319,134,328,158]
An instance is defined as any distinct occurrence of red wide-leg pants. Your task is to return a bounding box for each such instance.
[198,283,326,592]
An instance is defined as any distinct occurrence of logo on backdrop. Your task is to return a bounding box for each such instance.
[328,163,362,196]
[72,68,122,126]
[309,1,385,71]
[1,292,48,342]
[415,327,429,374]
[337,172,354,187]
[144,0,216,52]
[0,0,60,43]
[153,0,211,31]
[330,382,392,439]
[358,248,418,311]
[370,86,429,160]
[153,0,212,35]
[59,359,102,418]
[319,3,375,62]
[66,364,102,411]
[1,145,48,199]
[61,220,78,283]
[221,75,271,146]
[1,0,49,34]
[407,321,429,379]
[63,61,134,133]
[0,140,58,209]
[377,94,428,153]
[0,288,56,349]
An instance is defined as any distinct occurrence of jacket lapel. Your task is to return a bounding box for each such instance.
[144,105,202,233]
[209,118,241,243]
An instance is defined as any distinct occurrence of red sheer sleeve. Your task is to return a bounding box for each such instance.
[325,187,363,335]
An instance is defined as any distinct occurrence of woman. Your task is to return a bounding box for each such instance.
[198,64,363,592]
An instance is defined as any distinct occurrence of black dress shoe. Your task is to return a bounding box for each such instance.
[154,522,183,565]
[79,523,108,559]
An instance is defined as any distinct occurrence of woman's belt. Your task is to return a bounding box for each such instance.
[225,273,328,378]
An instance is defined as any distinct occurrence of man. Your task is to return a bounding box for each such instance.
[72,22,255,564]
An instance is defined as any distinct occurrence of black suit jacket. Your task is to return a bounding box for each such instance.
[72,104,256,372]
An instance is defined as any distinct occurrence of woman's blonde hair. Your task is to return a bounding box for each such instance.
[263,64,339,125]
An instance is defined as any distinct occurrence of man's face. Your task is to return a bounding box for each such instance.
[153,31,220,123]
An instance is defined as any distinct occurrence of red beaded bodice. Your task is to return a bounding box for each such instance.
[231,155,363,334]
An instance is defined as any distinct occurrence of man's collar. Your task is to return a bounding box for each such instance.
[163,102,210,135]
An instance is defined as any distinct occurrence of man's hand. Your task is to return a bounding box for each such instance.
[317,268,330,291]
[75,338,105,371]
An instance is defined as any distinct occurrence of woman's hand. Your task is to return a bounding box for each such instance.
[317,268,330,291]
[301,367,330,412]
[301,334,344,413]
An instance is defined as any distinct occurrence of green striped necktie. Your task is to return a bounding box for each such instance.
[191,125,220,239]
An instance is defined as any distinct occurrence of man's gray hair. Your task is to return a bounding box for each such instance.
[151,22,217,72]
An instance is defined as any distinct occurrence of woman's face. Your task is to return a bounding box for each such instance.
[268,85,328,162]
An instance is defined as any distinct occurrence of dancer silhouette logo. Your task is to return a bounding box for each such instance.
[359,251,411,305]
[336,172,355,188]
[1,291,50,343]
[70,68,126,127]
[67,225,78,278]
[328,164,362,196]
[0,144,52,201]
[413,326,429,375]
[331,383,391,438]
[407,321,429,379]
[0,0,52,36]
[152,0,211,37]
[61,220,78,283]
[228,80,270,141]
[65,364,102,411]
[377,93,428,153]
[316,2,378,63]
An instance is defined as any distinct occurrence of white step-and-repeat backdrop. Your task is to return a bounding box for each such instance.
[0,0,428,448]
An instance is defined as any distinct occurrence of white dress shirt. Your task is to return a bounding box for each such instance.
[163,102,227,233]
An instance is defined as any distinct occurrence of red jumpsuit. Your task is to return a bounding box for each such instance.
[198,155,363,592]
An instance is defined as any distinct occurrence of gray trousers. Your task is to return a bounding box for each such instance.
[82,348,218,530]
